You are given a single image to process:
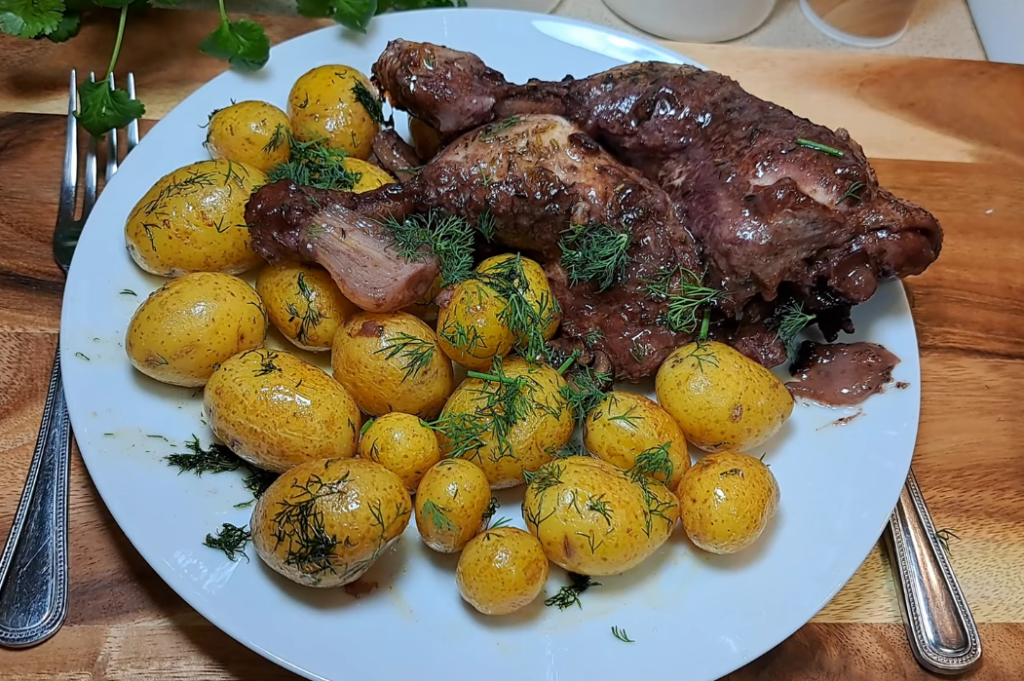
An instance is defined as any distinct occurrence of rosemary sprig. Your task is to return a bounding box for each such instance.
[837,180,867,205]
[646,266,724,334]
[374,332,436,381]
[545,572,600,610]
[559,222,631,292]
[774,300,816,364]
[204,523,251,562]
[796,138,844,157]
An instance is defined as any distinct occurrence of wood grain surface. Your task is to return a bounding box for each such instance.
[1,9,1023,681]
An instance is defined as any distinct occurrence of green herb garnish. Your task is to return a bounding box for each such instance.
[559,222,631,292]
[796,138,844,157]
[545,572,600,610]
[203,523,251,562]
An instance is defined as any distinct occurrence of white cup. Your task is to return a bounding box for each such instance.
[602,0,778,42]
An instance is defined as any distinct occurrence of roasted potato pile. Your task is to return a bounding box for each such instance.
[123,63,795,611]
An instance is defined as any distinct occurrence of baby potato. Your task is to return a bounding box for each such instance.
[436,278,514,371]
[125,160,266,276]
[476,254,560,341]
[359,413,441,493]
[415,459,492,553]
[522,457,678,576]
[345,157,395,193]
[436,357,573,489]
[584,392,690,489]
[125,272,267,387]
[456,527,549,616]
[257,262,357,352]
[288,65,381,160]
[204,349,361,473]
[655,341,794,453]
[332,311,454,418]
[252,458,412,587]
[408,116,442,160]
[205,100,291,172]
[677,451,780,554]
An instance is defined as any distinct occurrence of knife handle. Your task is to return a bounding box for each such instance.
[884,467,981,674]
[0,346,71,648]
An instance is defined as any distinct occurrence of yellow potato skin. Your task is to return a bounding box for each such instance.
[359,413,441,493]
[252,458,412,587]
[332,311,454,418]
[205,100,291,172]
[125,160,266,276]
[437,358,573,489]
[655,341,794,453]
[522,457,678,576]
[345,157,395,193]
[125,272,267,387]
[456,527,550,616]
[677,451,780,554]
[436,279,514,371]
[476,254,560,341]
[584,392,691,489]
[288,65,380,160]
[257,262,357,352]
[408,116,442,160]
[204,349,361,473]
[414,459,492,553]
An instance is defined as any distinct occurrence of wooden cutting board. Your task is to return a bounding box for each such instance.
[1,9,1024,681]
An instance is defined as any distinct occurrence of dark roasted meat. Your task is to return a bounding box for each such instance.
[245,182,438,312]
[248,115,702,380]
[373,40,942,322]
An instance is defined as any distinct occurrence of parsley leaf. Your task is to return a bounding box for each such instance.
[45,8,78,42]
[296,0,335,17]
[75,78,145,137]
[0,0,64,38]
[200,17,270,71]
[333,0,377,32]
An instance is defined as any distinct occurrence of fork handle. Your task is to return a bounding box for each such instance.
[884,467,981,674]
[0,345,71,648]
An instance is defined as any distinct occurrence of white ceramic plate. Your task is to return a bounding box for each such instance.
[60,9,920,681]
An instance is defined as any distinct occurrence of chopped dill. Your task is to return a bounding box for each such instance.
[351,80,384,124]
[267,135,362,191]
[559,222,631,292]
[646,266,724,334]
[374,332,436,381]
[611,626,635,643]
[203,523,251,562]
[774,300,816,363]
[545,572,600,610]
[382,209,476,286]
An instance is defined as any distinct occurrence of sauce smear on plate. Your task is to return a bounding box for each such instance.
[787,342,900,406]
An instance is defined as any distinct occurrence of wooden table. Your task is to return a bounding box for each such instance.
[1,9,1023,680]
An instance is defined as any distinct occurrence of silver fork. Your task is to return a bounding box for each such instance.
[0,70,139,648]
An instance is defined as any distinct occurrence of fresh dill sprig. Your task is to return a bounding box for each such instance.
[559,366,610,423]
[796,138,844,157]
[420,499,456,532]
[482,497,499,526]
[374,332,436,381]
[477,209,496,241]
[429,412,489,462]
[351,80,384,124]
[382,209,476,286]
[203,523,251,562]
[646,266,724,334]
[559,222,631,292]
[241,467,278,500]
[774,300,816,363]
[487,517,513,530]
[262,123,287,155]
[524,462,565,494]
[166,435,242,475]
[583,329,605,347]
[545,572,601,610]
[611,626,635,643]
[630,443,674,484]
[285,272,324,345]
[608,405,643,428]
[439,316,487,356]
[478,254,559,363]
[935,528,961,556]
[271,473,351,575]
[267,135,362,191]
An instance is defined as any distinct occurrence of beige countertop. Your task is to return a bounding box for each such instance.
[203,0,986,60]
